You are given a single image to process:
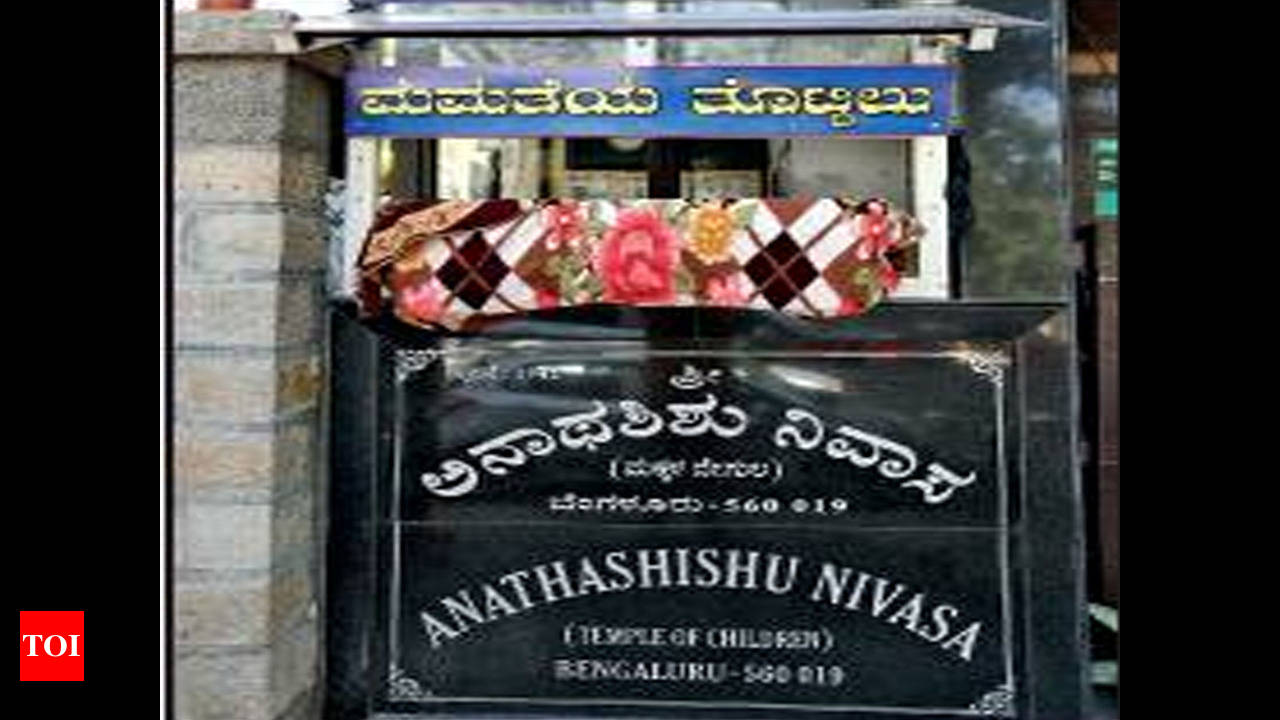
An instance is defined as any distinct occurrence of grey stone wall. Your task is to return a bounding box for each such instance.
[173,10,346,720]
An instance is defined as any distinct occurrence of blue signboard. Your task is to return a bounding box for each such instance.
[346,65,956,138]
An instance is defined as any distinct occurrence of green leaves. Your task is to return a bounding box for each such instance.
[846,261,885,306]
[663,199,687,226]
[851,264,876,288]
[580,273,603,301]
[585,200,609,237]
[551,252,582,299]
[674,266,695,295]
[547,243,603,303]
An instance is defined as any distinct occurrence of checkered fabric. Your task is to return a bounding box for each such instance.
[358,198,921,330]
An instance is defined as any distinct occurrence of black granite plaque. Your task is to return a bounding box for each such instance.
[327,304,1085,720]
[391,524,1010,712]
[386,343,1014,714]
[397,350,1004,528]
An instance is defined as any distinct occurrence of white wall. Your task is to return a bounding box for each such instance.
[771,139,910,208]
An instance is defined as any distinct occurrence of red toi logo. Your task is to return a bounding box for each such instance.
[19,611,84,681]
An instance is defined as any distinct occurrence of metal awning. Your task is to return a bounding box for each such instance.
[294,6,1043,41]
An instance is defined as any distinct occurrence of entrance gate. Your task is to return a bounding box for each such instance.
[317,4,1085,719]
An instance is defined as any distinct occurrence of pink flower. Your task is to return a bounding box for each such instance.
[397,277,446,324]
[594,208,679,305]
[705,273,748,307]
[543,200,584,251]
[853,238,875,262]
[535,288,560,309]
[879,262,900,292]
[837,295,865,317]
[854,199,895,260]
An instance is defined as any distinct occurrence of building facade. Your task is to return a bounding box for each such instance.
[171,2,1116,718]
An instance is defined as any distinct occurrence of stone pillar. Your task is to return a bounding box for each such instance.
[173,10,346,720]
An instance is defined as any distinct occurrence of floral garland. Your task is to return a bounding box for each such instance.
[358,197,921,330]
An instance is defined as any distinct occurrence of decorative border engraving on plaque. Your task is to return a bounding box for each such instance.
[390,349,1017,713]
[968,681,1015,716]
[388,662,433,701]
[957,350,1008,388]
[395,348,445,382]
